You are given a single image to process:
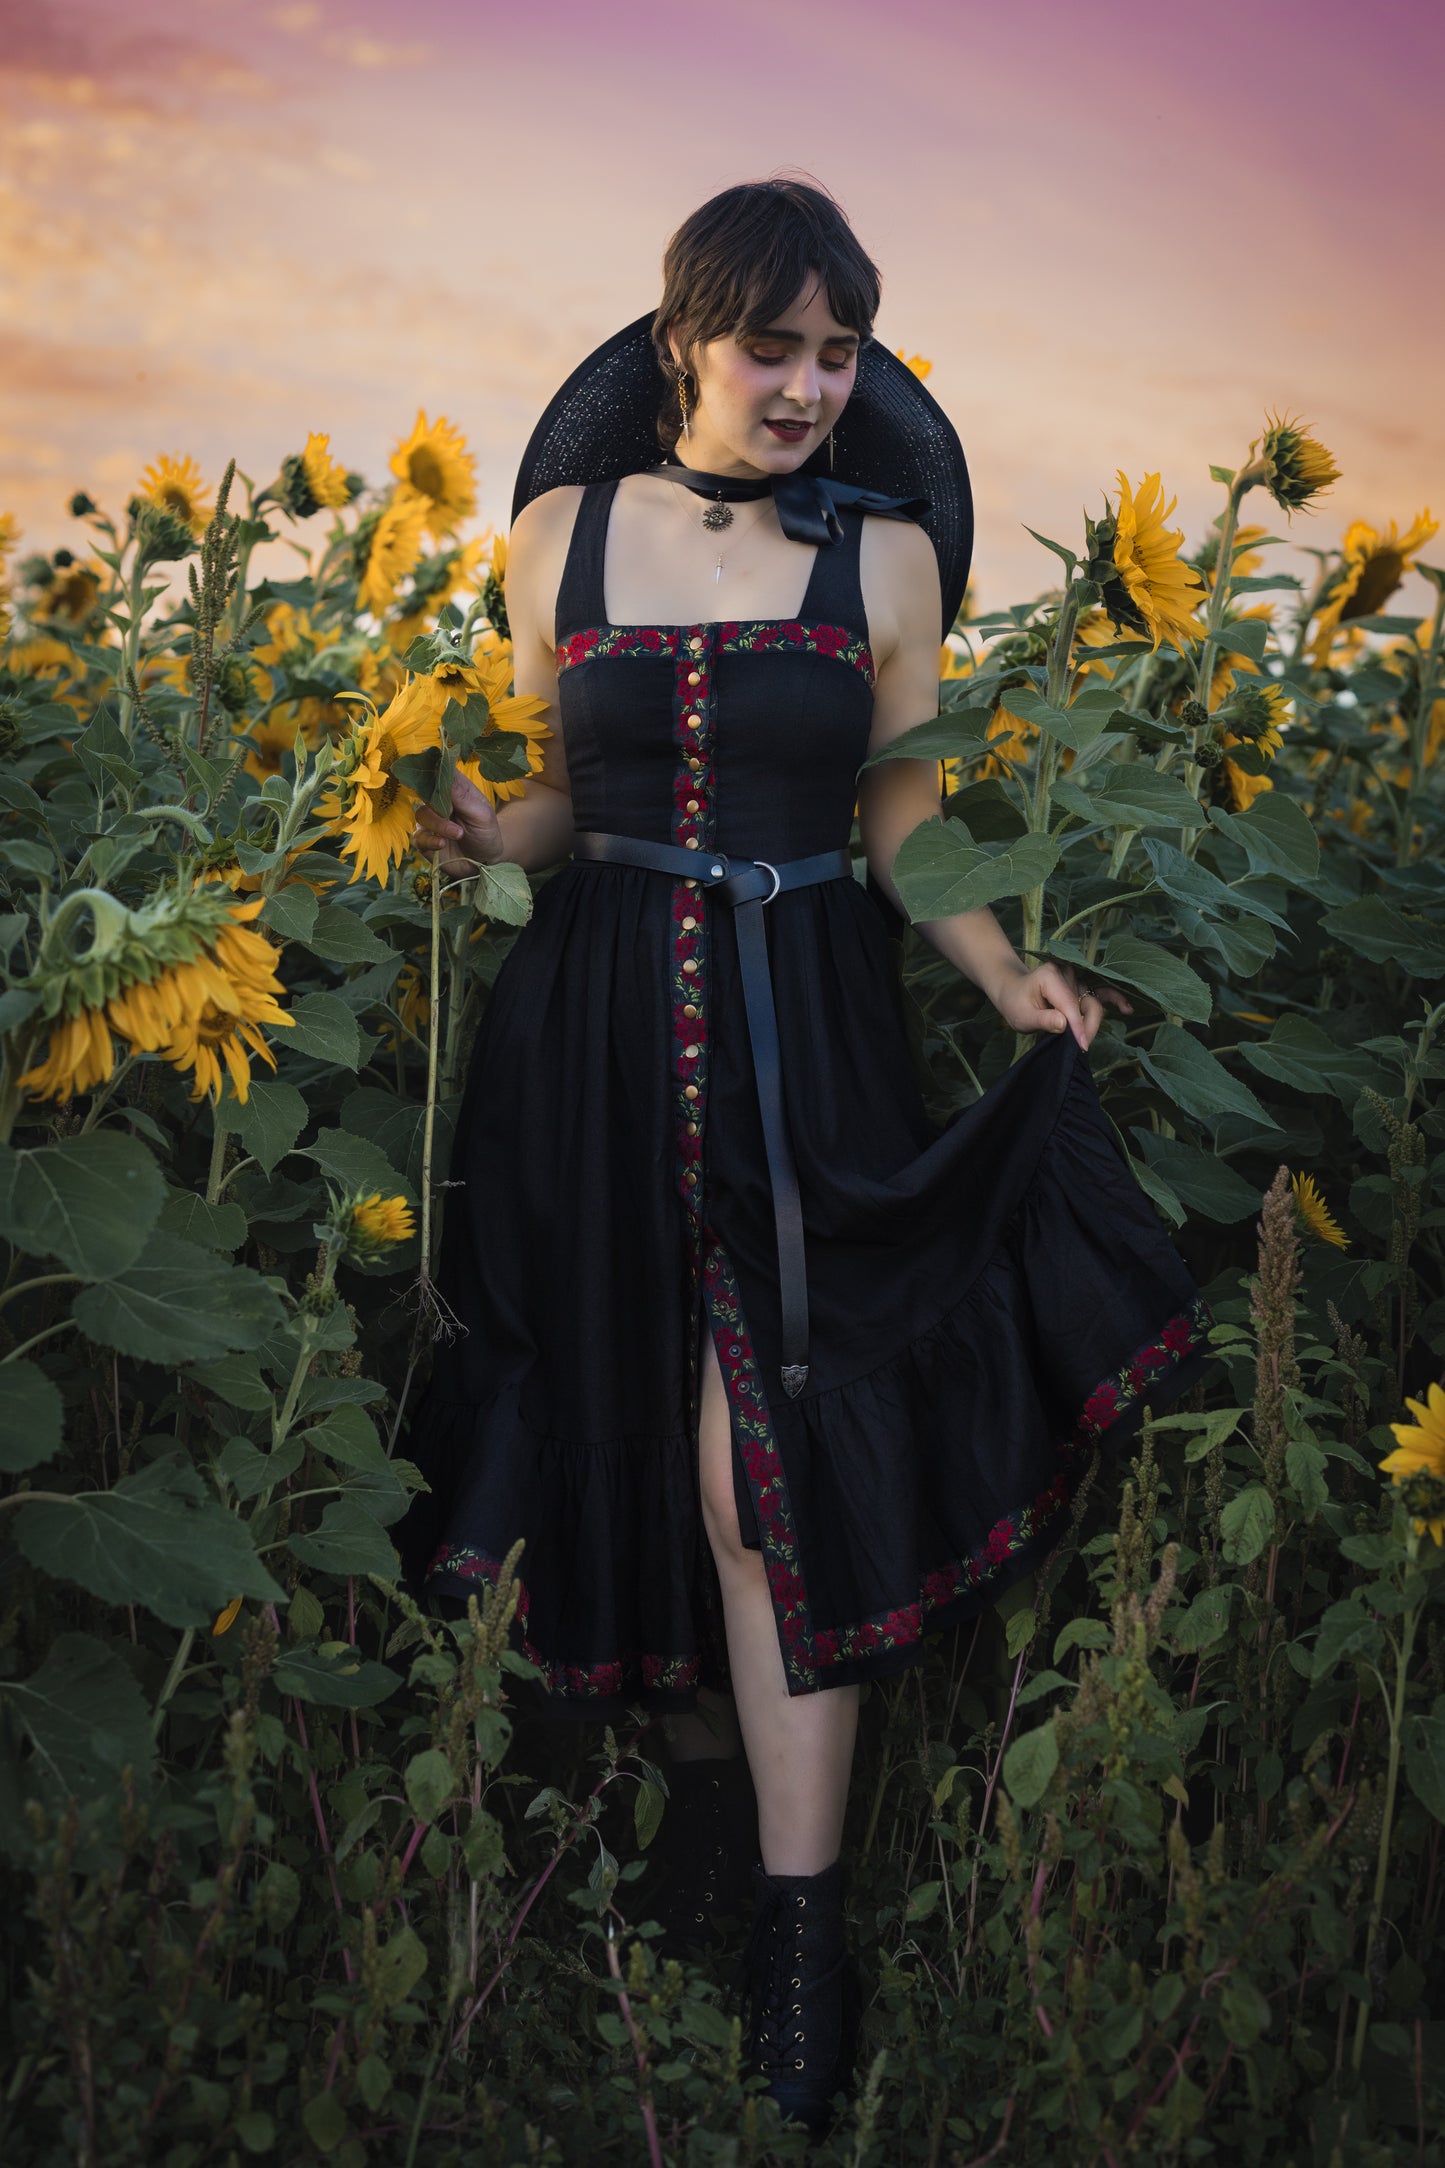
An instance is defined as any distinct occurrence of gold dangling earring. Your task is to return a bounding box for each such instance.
[678,371,692,441]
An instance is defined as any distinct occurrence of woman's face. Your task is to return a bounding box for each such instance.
[669,276,860,476]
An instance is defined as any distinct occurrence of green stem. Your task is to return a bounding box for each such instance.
[152,1627,198,1740]
[420,875,444,1294]
[205,1117,229,1208]
[1350,1542,1420,2077]
[2,1319,79,1363]
[0,1273,79,1313]
[116,552,148,741]
[1396,581,1445,867]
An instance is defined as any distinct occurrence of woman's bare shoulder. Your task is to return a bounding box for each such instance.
[859,511,941,658]
[509,482,587,554]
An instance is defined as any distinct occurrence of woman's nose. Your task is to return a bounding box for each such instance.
[785,357,822,409]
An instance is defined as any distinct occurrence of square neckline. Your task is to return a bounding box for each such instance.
[595,471,829,636]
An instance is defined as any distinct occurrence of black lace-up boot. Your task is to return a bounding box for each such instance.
[742,1858,858,2136]
[640,1757,759,1957]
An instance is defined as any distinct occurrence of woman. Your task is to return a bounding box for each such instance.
[400,176,1216,2134]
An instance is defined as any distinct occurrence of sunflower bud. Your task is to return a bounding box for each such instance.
[19,553,53,592]
[68,491,97,518]
[1398,1470,1445,1537]
[0,699,23,760]
[331,1189,417,1265]
[480,565,510,641]
[216,655,258,715]
[1241,410,1340,514]
[129,497,196,568]
[1179,699,1211,731]
[1215,683,1276,740]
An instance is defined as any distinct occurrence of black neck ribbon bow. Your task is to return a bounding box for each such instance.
[647,461,927,547]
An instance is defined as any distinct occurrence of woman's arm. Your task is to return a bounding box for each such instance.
[413,489,578,878]
[856,518,1128,1050]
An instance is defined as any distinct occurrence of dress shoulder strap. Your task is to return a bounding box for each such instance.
[552,476,619,645]
[794,502,871,646]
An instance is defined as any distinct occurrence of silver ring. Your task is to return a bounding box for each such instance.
[753,859,782,905]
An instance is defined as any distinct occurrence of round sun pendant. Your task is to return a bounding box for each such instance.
[700,499,734,532]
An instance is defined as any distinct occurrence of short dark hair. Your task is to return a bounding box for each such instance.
[650,176,882,452]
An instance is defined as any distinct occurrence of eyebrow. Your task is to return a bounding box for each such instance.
[749,327,861,348]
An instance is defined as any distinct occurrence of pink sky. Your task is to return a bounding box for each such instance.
[3,0,1441,612]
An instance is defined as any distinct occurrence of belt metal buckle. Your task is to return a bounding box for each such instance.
[752,859,782,905]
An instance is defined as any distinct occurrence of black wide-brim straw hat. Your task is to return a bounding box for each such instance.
[511,310,973,637]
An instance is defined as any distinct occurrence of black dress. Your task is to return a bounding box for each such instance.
[395,477,1217,1708]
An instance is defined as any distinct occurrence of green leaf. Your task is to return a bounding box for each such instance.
[1053,762,1206,831]
[462,1809,507,1880]
[1310,1598,1385,1681]
[301,1126,415,1204]
[1129,1131,1260,1222]
[259,885,319,944]
[1238,1015,1392,1105]
[1094,2000,1144,2063]
[678,1998,738,2050]
[1214,616,1270,665]
[404,1746,456,1824]
[0,1131,165,1279]
[355,2056,392,2115]
[476,859,533,928]
[73,1236,283,1364]
[225,1079,308,1176]
[1021,526,1078,574]
[338,1087,457,1195]
[287,1498,400,1578]
[273,1643,402,1708]
[1208,795,1319,881]
[235,2111,277,2155]
[1219,1977,1272,2048]
[1219,1482,1275,1565]
[1002,1719,1059,1808]
[157,1193,247,1251]
[303,1401,388,1473]
[283,991,362,1070]
[1208,464,1236,486]
[14,1456,286,1627]
[1004,684,1116,754]
[1,1633,156,1819]
[217,1433,304,1501]
[1169,1584,1236,1653]
[1403,1712,1445,1824]
[893,818,1060,921]
[1005,1605,1036,1657]
[1320,897,1445,979]
[301,2091,348,2155]
[0,1359,64,1472]
[1053,1617,1110,1662]
[634,1777,666,1850]
[1097,934,1211,1023]
[1285,1435,1329,1515]
[1136,1024,1279,1129]
[1142,837,1292,932]
[305,904,395,966]
[859,709,992,767]
[189,1352,275,1412]
[905,1879,944,1921]
[376,1923,427,2007]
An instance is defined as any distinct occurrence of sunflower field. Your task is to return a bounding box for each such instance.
[0,398,1443,2168]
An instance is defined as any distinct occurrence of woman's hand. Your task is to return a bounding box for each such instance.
[988,959,1132,1051]
[411,767,507,880]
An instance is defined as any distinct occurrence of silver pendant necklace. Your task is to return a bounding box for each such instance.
[668,483,775,582]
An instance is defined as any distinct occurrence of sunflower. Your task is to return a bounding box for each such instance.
[1308,509,1438,667]
[322,676,446,884]
[1291,1171,1348,1249]
[979,701,1035,782]
[302,432,354,511]
[1381,1381,1445,1545]
[0,510,18,640]
[453,633,551,805]
[359,491,430,618]
[238,710,302,783]
[16,1007,116,1101]
[380,959,431,1053]
[20,893,292,1104]
[136,454,213,537]
[1243,410,1340,515]
[350,1192,416,1250]
[1074,606,1150,679]
[895,351,933,378]
[160,999,280,1104]
[392,537,488,647]
[1103,472,1208,651]
[389,412,477,539]
[1218,679,1291,810]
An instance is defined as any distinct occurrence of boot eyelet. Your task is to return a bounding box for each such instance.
[794,2057,804,2069]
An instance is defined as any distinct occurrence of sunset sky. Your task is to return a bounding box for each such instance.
[3,0,1441,613]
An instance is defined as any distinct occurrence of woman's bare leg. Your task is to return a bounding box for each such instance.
[696,1326,858,1875]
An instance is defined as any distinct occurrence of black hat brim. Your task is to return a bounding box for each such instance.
[511,311,972,638]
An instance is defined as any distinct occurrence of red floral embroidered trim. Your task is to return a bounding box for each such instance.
[425,1541,701,1697]
[702,1229,816,1693]
[554,619,873,684]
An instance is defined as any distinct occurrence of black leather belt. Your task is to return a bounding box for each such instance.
[570,830,854,1398]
